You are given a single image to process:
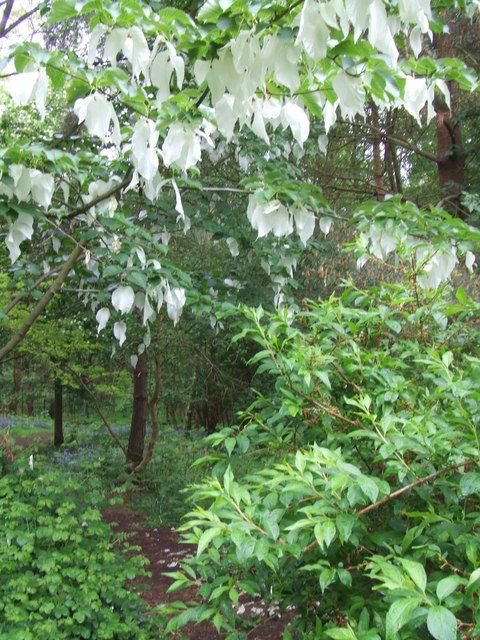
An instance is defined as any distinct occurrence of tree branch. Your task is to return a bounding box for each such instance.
[302,462,467,554]
[0,0,13,36]
[0,244,83,361]
[1,3,42,38]
[61,170,133,220]
[341,120,440,164]
[356,462,466,516]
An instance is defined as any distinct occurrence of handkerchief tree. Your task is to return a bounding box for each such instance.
[0,0,477,359]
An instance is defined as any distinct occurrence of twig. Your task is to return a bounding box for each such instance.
[302,462,468,553]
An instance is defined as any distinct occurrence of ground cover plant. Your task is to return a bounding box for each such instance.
[0,451,161,640]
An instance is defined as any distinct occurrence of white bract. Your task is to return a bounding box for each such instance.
[226,237,240,256]
[247,194,293,239]
[161,123,202,171]
[7,67,48,117]
[292,205,316,246]
[149,40,185,105]
[132,119,159,180]
[465,251,476,272]
[319,217,333,236]
[111,285,135,314]
[4,165,54,209]
[74,93,121,146]
[165,286,186,325]
[96,307,110,333]
[416,246,459,290]
[282,102,310,147]
[113,321,127,346]
[333,71,366,120]
[5,212,34,263]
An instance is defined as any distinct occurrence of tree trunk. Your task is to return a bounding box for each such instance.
[25,359,34,415]
[434,26,466,215]
[371,104,385,201]
[53,378,64,447]
[8,356,21,414]
[126,351,148,466]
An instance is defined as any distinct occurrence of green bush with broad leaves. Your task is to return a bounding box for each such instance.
[166,282,480,640]
[0,460,160,640]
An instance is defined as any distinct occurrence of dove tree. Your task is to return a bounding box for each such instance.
[0,0,478,367]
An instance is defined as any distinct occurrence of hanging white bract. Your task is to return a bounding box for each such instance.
[5,212,34,263]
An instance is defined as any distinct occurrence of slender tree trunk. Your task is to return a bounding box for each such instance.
[126,351,148,466]
[8,356,22,414]
[371,104,385,201]
[184,364,197,431]
[53,378,64,447]
[384,110,403,194]
[25,359,34,415]
[434,27,466,215]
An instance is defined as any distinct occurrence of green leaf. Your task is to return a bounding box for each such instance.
[386,597,421,639]
[314,520,336,550]
[197,527,223,556]
[48,0,77,23]
[400,558,427,592]
[459,472,480,497]
[335,514,356,544]
[325,627,358,640]
[436,576,463,602]
[426,606,457,640]
[224,437,236,456]
[358,476,379,503]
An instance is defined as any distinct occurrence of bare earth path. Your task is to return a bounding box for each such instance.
[103,503,292,640]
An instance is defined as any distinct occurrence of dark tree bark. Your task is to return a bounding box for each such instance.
[371,104,386,201]
[126,351,148,466]
[53,378,64,447]
[8,356,21,414]
[434,24,467,215]
[25,359,34,415]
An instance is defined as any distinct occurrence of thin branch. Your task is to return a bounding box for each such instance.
[0,244,83,361]
[0,0,13,36]
[302,462,467,553]
[2,3,42,37]
[65,365,127,455]
[339,119,440,164]
[61,170,133,219]
[356,462,467,516]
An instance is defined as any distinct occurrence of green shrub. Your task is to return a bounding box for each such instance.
[169,283,480,639]
[0,462,160,640]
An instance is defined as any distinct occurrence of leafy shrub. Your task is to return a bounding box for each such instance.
[0,461,160,640]
[169,283,480,639]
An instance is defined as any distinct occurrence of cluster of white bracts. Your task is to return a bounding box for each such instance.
[96,280,186,345]
[358,221,476,289]
[0,164,55,262]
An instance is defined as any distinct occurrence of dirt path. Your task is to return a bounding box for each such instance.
[13,432,51,448]
[103,504,292,639]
